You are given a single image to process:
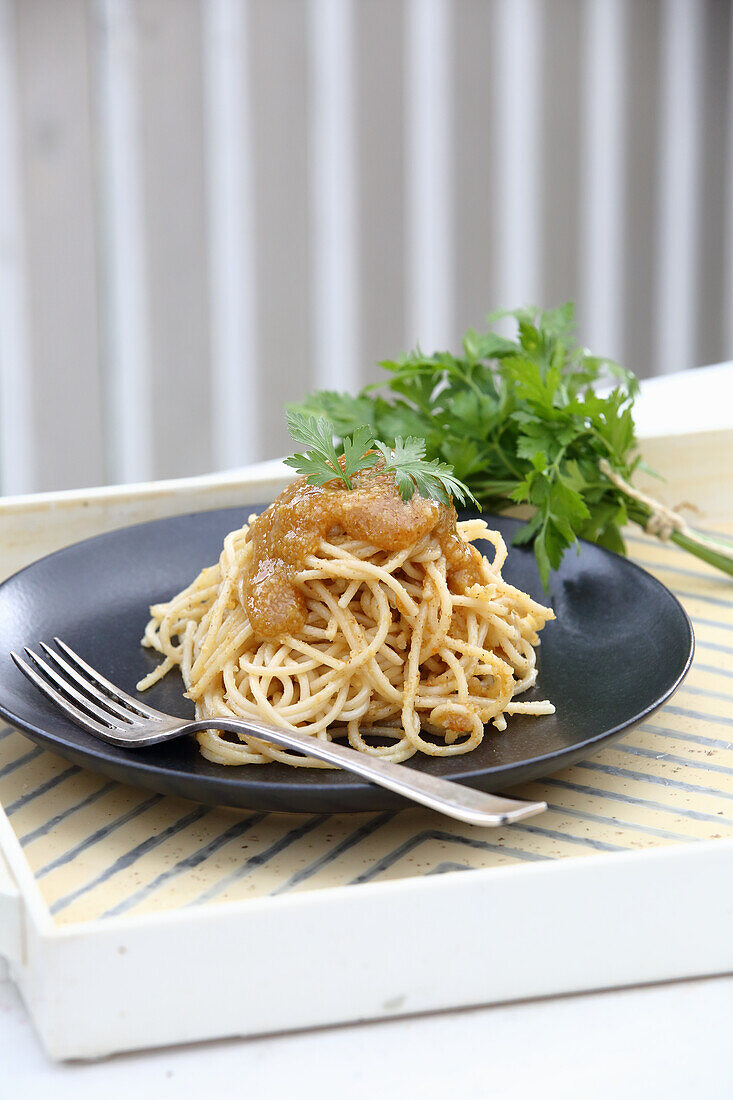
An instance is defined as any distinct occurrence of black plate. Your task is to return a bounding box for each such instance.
[0,507,694,813]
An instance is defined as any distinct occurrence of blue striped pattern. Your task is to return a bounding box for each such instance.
[0,523,731,924]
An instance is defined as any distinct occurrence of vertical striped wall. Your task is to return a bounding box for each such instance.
[0,0,731,495]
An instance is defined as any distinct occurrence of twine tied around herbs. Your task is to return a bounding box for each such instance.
[599,459,733,574]
[598,458,691,542]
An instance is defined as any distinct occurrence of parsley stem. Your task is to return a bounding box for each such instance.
[626,502,733,579]
[670,531,733,577]
[493,437,523,481]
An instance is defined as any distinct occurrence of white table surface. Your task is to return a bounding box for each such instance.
[2,972,732,1097]
[3,364,733,1091]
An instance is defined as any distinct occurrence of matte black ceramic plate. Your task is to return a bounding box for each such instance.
[0,507,694,813]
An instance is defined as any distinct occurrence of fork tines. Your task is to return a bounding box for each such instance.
[10,638,161,737]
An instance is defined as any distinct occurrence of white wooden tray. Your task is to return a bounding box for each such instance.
[1,431,732,1061]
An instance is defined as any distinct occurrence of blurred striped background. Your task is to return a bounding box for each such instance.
[0,0,731,496]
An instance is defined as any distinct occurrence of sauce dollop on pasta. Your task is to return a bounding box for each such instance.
[243,471,483,641]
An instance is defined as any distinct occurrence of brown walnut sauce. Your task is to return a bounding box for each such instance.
[242,469,483,641]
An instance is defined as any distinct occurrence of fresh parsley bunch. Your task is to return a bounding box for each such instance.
[284,410,477,508]
[291,303,733,588]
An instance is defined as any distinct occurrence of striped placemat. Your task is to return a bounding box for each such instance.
[1,525,730,926]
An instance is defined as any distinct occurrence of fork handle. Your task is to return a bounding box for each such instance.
[186,719,546,827]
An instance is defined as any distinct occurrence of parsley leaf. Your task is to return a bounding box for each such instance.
[375,437,479,508]
[284,410,476,506]
[341,424,379,481]
[284,410,350,486]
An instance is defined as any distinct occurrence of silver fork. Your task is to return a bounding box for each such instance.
[10,638,547,827]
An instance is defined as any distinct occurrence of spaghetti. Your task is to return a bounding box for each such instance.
[138,473,555,766]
